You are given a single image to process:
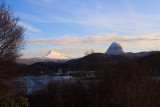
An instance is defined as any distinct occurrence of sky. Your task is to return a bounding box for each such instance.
[5,0,160,58]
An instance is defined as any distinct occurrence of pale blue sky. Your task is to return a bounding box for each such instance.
[5,0,160,58]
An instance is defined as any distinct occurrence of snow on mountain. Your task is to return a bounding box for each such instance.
[18,51,71,65]
[43,51,70,59]
[105,42,124,55]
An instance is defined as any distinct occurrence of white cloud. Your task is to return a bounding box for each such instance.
[26,33,160,46]
[21,0,160,35]
[26,0,55,6]
[18,10,160,35]
[19,22,41,33]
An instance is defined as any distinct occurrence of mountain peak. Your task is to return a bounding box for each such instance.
[110,42,121,46]
[46,50,57,55]
[44,50,70,59]
[105,42,124,55]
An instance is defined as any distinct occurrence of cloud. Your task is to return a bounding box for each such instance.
[26,33,160,46]
[18,0,160,37]
[19,22,41,33]
[25,0,55,6]
[23,0,160,34]
[26,33,115,45]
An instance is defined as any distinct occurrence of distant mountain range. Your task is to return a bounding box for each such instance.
[24,51,160,76]
[18,42,158,65]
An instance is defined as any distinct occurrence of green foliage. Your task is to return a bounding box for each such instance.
[0,92,29,107]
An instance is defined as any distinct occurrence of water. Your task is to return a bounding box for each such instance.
[2,76,72,94]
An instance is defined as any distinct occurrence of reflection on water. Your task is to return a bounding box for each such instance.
[2,76,72,94]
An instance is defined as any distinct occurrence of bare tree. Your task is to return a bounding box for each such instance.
[84,49,94,56]
[0,1,25,65]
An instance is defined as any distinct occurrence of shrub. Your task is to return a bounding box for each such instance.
[0,92,29,107]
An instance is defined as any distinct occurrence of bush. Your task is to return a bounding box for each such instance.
[0,92,29,107]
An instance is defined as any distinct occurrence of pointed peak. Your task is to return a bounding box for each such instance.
[112,42,117,44]
[49,50,54,52]
[47,50,61,55]
[105,42,124,55]
[46,50,55,55]
[111,42,120,45]
[44,50,70,59]
[48,50,54,53]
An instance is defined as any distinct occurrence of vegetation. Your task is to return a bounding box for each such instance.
[0,1,28,107]
[84,49,95,56]
[0,81,29,107]
[24,52,160,107]
[0,92,29,107]
[0,0,25,76]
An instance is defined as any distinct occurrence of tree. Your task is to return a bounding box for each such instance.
[84,49,94,56]
[0,1,25,65]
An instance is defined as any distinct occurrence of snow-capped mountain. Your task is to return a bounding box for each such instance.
[105,42,124,55]
[18,51,71,65]
[43,51,70,59]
